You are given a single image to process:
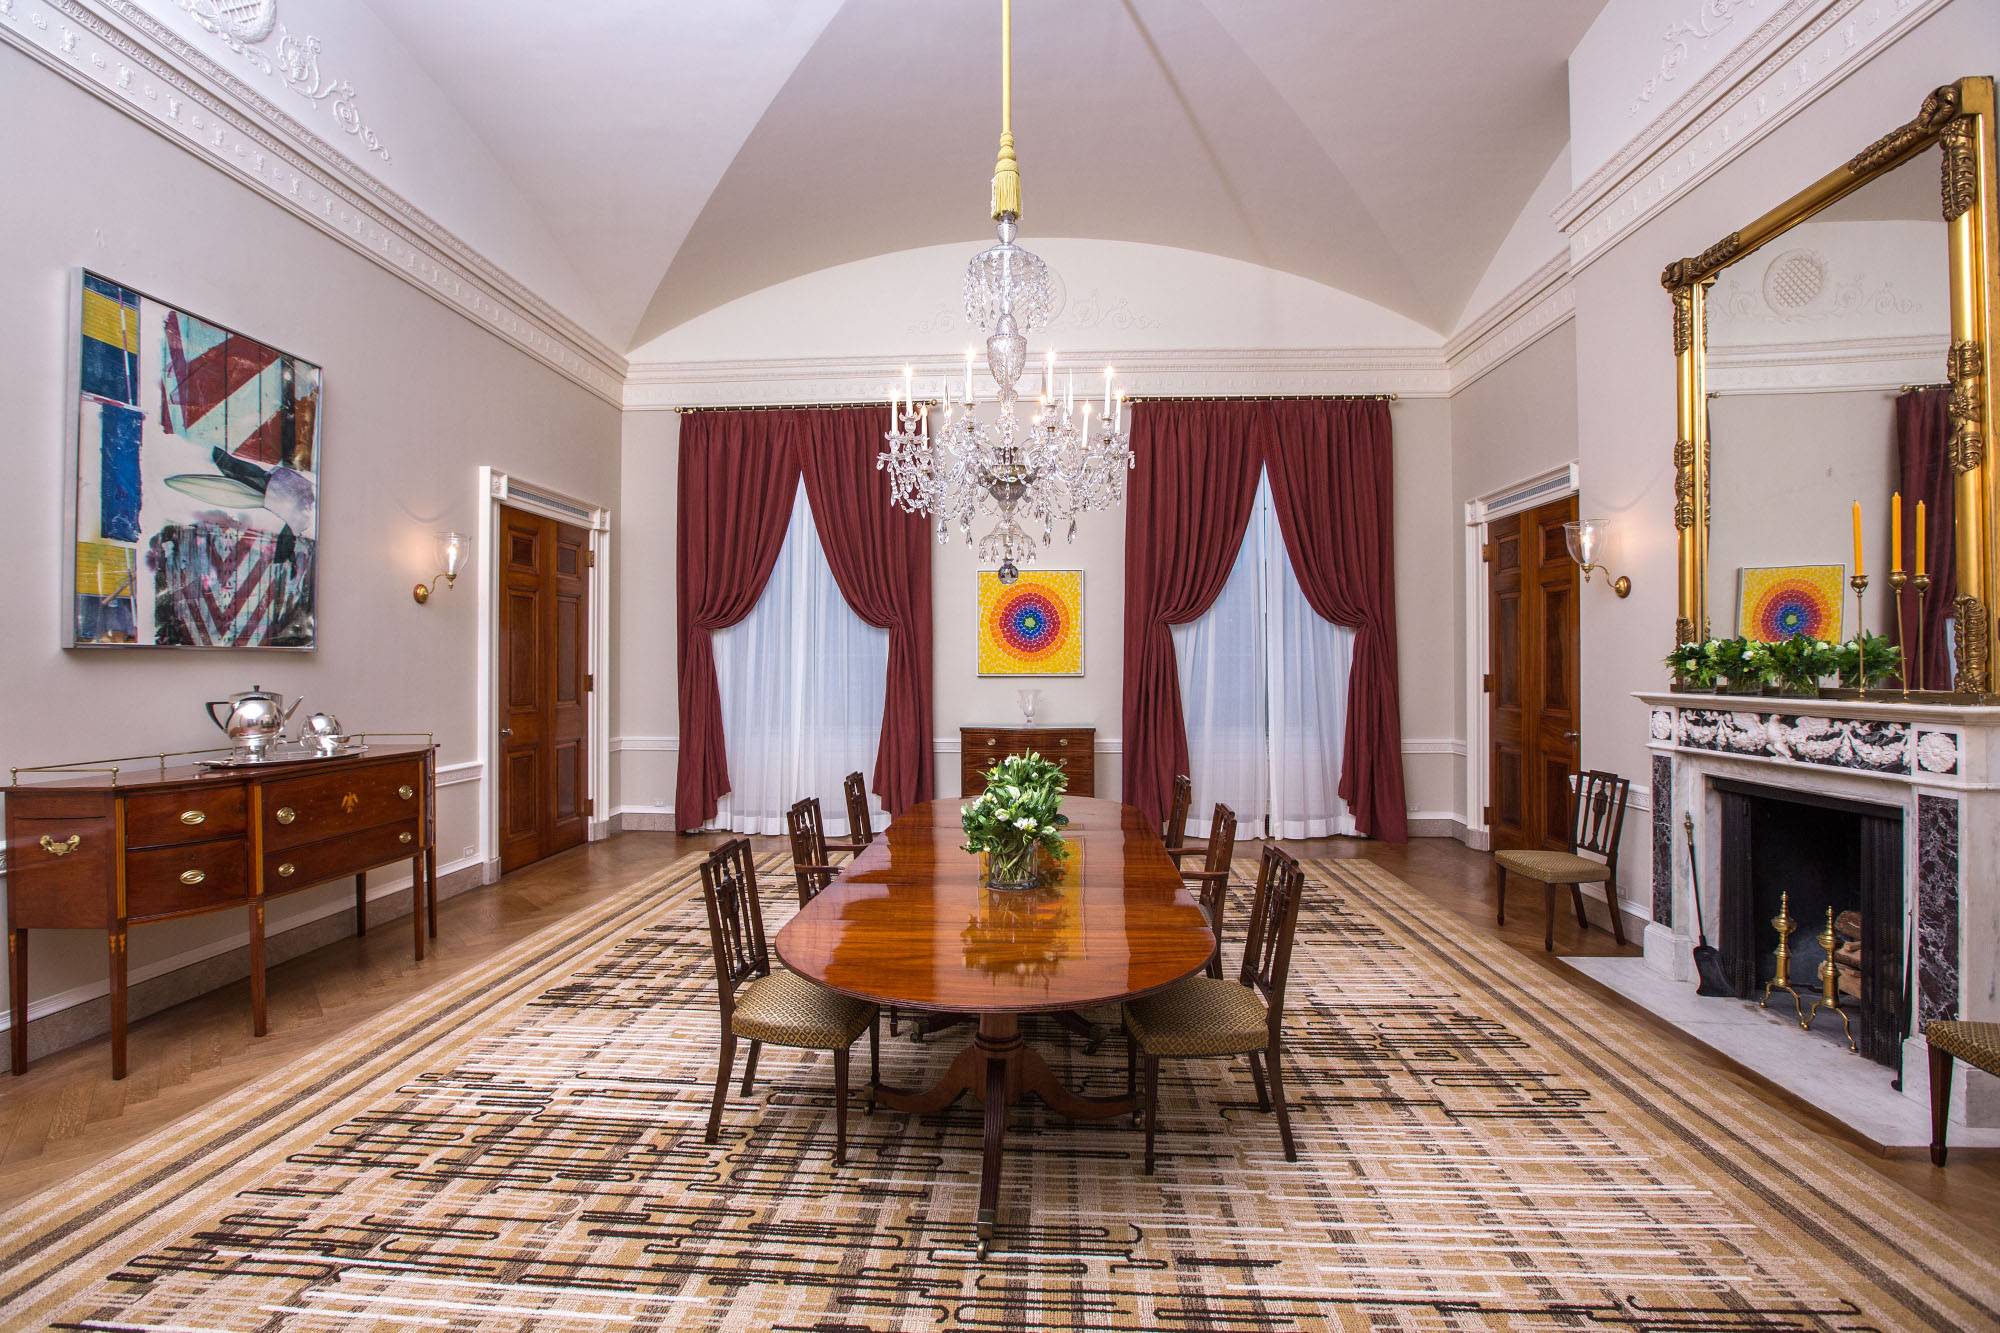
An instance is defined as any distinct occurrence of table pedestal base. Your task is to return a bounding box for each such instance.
[874,1012,1133,1258]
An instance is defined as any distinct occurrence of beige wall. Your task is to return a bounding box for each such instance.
[0,49,621,1031]
[612,397,1462,827]
[1570,1,1998,910]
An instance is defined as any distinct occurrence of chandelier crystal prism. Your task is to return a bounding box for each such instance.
[878,0,1133,586]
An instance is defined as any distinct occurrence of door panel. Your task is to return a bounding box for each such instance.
[497,507,593,872]
[1487,494,1580,853]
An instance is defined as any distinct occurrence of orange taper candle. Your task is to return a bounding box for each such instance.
[1916,500,1927,576]
[1892,491,1903,573]
[1852,500,1863,574]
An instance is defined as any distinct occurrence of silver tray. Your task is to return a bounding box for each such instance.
[197,743,368,768]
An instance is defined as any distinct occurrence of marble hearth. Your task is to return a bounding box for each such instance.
[1634,691,1999,1133]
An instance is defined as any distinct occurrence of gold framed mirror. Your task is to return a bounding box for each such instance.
[1663,77,1998,699]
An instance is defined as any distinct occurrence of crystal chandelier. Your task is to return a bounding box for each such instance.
[878,0,1133,585]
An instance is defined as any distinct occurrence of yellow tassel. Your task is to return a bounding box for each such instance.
[991,130,1022,220]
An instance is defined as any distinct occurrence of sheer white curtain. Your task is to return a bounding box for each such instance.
[1173,473,1357,840]
[712,482,889,836]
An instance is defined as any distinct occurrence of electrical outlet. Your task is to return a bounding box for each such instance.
[461,845,475,858]
[653,798,665,807]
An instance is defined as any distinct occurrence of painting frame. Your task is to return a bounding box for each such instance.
[1736,563,1845,642]
[63,268,323,651]
[977,568,1084,676]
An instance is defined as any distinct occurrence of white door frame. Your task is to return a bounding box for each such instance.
[1461,462,1578,850]
[476,466,614,880]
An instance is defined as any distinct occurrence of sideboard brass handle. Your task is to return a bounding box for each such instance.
[1058,738,1069,747]
[277,862,295,878]
[987,737,998,746]
[398,831,413,845]
[180,869,206,886]
[275,806,296,825]
[39,834,80,857]
[180,810,206,825]
[398,784,415,801]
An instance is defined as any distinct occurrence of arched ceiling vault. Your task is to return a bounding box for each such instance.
[372,0,1602,353]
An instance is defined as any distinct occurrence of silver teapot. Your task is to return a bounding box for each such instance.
[205,685,302,756]
[299,711,346,755]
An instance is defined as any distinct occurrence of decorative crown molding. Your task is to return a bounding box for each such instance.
[1,0,627,404]
[1554,0,1952,274]
[1444,252,1575,392]
[622,347,1451,412]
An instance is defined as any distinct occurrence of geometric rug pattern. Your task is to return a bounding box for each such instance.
[1,851,1995,1330]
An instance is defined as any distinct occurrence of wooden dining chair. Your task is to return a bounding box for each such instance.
[1182,803,1238,980]
[841,771,876,850]
[786,797,842,907]
[1493,769,1631,951]
[699,838,879,1164]
[1163,773,1206,867]
[1123,843,1307,1174]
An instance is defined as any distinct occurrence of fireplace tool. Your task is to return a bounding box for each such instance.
[1686,814,1733,997]
[1805,906,1857,1051]
[1760,891,1807,1023]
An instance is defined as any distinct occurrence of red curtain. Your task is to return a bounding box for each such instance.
[798,406,935,814]
[1121,398,1409,841]
[675,412,802,830]
[676,407,936,831]
[1895,387,1956,689]
[1263,400,1407,842]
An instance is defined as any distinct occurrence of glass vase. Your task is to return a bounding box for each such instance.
[982,840,1042,893]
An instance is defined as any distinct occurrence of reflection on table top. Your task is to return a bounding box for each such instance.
[774,797,1214,1014]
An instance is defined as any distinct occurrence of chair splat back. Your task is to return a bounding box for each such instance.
[786,797,838,907]
[1197,803,1238,927]
[1164,774,1193,850]
[1571,771,1631,859]
[700,839,770,1005]
[843,771,875,846]
[1239,844,1307,1022]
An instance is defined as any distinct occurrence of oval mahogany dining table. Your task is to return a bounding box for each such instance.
[774,796,1214,1256]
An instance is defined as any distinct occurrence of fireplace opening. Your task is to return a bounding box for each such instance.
[1714,779,1904,1068]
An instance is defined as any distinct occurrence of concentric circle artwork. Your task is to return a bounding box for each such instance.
[978,569,1082,675]
[1738,564,1844,642]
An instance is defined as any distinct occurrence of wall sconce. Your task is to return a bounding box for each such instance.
[413,531,468,604]
[1563,519,1631,597]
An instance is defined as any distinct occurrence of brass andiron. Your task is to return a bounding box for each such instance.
[1890,568,1910,696]
[1806,906,1856,1051]
[1849,573,1870,698]
[1760,891,1805,1023]
[1911,570,1931,692]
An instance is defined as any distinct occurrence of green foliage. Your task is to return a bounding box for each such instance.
[1765,632,1840,696]
[961,752,1071,882]
[1705,636,1777,690]
[1836,631,1903,688]
[1664,641,1719,688]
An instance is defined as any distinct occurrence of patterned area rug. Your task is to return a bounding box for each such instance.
[2,850,1997,1331]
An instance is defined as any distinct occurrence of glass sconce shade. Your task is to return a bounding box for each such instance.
[1562,519,1631,597]
[415,530,471,604]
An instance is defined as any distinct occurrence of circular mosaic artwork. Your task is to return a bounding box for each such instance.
[1741,565,1842,642]
[978,570,1082,675]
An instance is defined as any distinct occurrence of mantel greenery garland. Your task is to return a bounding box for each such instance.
[1665,631,1901,695]
[961,752,1071,888]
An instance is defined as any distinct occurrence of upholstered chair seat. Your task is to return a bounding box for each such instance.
[1926,1019,2000,1168]
[731,970,877,1049]
[1125,976,1270,1058]
[1492,849,1610,885]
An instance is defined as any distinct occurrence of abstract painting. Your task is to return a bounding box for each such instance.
[1738,564,1844,642]
[978,569,1082,675]
[67,271,319,648]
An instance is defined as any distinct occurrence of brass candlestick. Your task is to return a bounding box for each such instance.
[1761,891,1805,1023]
[1806,906,1856,1051]
[1912,570,1932,692]
[1849,573,1870,697]
[1889,569,1910,696]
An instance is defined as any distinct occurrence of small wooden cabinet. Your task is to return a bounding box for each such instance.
[960,726,1096,798]
[5,744,436,1078]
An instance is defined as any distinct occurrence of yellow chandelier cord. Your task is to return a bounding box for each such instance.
[990,0,1022,220]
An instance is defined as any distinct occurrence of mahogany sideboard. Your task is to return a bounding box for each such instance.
[960,725,1095,797]
[4,743,437,1077]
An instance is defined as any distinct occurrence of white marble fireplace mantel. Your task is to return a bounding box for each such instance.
[1635,691,1999,1131]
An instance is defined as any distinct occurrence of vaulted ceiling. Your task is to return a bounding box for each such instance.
[371,0,1603,353]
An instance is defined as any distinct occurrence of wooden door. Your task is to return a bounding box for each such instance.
[1486,494,1580,853]
[497,506,592,873]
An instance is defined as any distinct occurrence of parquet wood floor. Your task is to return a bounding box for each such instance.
[2,830,1993,1237]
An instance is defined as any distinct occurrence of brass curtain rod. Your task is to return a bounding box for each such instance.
[1899,382,1949,393]
[1125,392,1398,403]
[674,400,938,415]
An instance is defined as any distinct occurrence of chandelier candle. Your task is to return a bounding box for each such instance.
[877,0,1134,586]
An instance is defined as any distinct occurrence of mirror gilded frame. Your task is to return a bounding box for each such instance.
[1663,76,1999,698]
